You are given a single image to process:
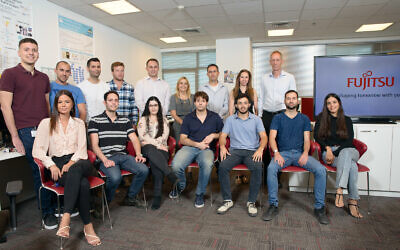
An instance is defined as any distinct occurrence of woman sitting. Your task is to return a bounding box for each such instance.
[32,90,101,245]
[314,93,362,218]
[138,96,178,210]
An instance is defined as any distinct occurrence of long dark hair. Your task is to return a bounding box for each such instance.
[317,93,348,140]
[50,90,76,135]
[232,69,254,103]
[142,96,164,138]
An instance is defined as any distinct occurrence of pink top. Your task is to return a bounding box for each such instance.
[137,117,169,151]
[32,117,87,168]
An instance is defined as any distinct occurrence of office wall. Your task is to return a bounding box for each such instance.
[31,0,160,85]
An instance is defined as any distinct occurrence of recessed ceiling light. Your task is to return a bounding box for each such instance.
[267,29,294,37]
[160,36,187,43]
[356,23,393,32]
[93,0,141,15]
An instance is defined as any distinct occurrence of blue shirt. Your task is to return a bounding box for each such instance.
[180,110,223,150]
[108,80,139,124]
[270,112,311,152]
[50,81,86,118]
[223,112,265,150]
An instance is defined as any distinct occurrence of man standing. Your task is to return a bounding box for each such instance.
[49,61,86,120]
[108,62,139,127]
[79,57,110,121]
[199,64,229,119]
[89,91,148,206]
[262,90,329,225]
[258,51,296,184]
[135,58,170,115]
[169,91,223,208]
[217,93,267,217]
[0,38,56,229]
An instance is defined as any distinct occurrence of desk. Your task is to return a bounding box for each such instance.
[0,151,35,208]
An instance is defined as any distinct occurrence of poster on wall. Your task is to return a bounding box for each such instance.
[0,0,33,77]
[58,15,93,85]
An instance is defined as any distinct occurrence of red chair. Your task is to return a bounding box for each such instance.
[219,137,267,207]
[316,139,370,211]
[269,141,319,193]
[177,141,219,206]
[34,151,112,230]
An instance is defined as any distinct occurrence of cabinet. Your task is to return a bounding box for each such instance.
[390,126,400,191]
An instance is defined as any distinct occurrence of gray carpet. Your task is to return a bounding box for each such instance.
[1,172,400,250]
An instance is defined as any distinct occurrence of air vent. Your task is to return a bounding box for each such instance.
[175,27,201,33]
[265,20,298,30]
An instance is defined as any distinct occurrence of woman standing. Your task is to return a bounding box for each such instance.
[32,90,101,245]
[169,77,194,145]
[314,93,362,218]
[138,96,178,210]
[228,69,258,116]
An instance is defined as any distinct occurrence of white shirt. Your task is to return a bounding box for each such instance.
[135,76,170,116]
[78,79,110,121]
[258,70,296,114]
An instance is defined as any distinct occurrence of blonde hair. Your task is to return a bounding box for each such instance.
[175,76,191,101]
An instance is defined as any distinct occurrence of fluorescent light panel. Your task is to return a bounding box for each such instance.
[268,29,294,37]
[356,23,393,32]
[93,0,140,15]
[160,37,187,43]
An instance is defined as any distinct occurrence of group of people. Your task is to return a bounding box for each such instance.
[0,38,363,246]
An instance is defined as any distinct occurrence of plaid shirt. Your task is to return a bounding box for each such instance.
[108,80,139,125]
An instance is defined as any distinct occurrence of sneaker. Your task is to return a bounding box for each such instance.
[314,206,329,225]
[168,187,182,199]
[42,214,58,230]
[217,200,234,214]
[194,194,205,208]
[123,195,146,208]
[262,205,279,221]
[55,208,79,218]
[247,202,258,217]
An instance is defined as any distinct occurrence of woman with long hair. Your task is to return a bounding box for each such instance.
[169,77,194,145]
[138,96,178,210]
[32,90,101,245]
[228,69,258,116]
[314,93,362,218]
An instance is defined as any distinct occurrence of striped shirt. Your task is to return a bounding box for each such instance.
[108,80,139,125]
[88,111,134,157]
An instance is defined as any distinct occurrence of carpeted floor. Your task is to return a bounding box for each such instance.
[1,172,400,250]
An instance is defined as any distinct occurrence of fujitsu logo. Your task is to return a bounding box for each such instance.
[347,71,395,90]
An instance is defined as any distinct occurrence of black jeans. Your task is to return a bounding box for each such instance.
[141,144,171,197]
[50,155,93,225]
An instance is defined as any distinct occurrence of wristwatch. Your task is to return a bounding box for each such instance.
[137,153,143,157]
[273,149,278,153]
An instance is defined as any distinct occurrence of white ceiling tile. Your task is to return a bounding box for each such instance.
[174,0,219,7]
[228,13,264,24]
[48,0,84,7]
[329,18,366,29]
[194,16,232,26]
[298,19,332,29]
[304,0,347,10]
[203,24,235,34]
[346,0,390,6]
[234,23,265,32]
[68,4,111,18]
[263,0,305,12]
[374,0,400,15]
[128,0,177,11]
[222,1,263,15]
[264,10,300,22]
[130,21,172,32]
[164,19,199,30]
[337,4,385,18]
[185,5,226,18]
[148,9,192,21]
[300,8,341,20]
[117,12,154,24]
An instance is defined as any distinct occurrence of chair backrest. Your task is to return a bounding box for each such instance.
[87,150,97,164]
[126,141,136,156]
[33,158,50,185]
[353,138,367,157]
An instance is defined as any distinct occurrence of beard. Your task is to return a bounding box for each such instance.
[238,108,249,114]
[285,103,298,110]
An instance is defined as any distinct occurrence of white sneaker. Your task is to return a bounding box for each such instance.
[247,202,258,217]
[217,200,234,214]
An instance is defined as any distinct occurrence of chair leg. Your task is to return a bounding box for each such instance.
[306,172,310,194]
[39,186,43,229]
[210,167,213,207]
[367,172,370,214]
[56,195,62,250]
[142,187,148,212]
[102,186,112,229]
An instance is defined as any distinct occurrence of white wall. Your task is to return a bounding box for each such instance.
[32,0,160,85]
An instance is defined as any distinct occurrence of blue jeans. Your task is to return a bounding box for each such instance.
[18,127,55,217]
[267,150,326,209]
[99,154,149,201]
[323,147,360,200]
[219,149,262,203]
[171,146,214,195]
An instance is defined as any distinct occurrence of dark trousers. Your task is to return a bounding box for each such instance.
[141,144,171,197]
[18,127,55,217]
[51,155,93,225]
[261,110,284,184]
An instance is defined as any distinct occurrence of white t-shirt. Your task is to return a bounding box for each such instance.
[78,79,110,121]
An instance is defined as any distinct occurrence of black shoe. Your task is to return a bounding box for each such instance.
[123,196,146,208]
[314,207,329,225]
[262,205,279,221]
[151,196,162,210]
[42,214,58,230]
